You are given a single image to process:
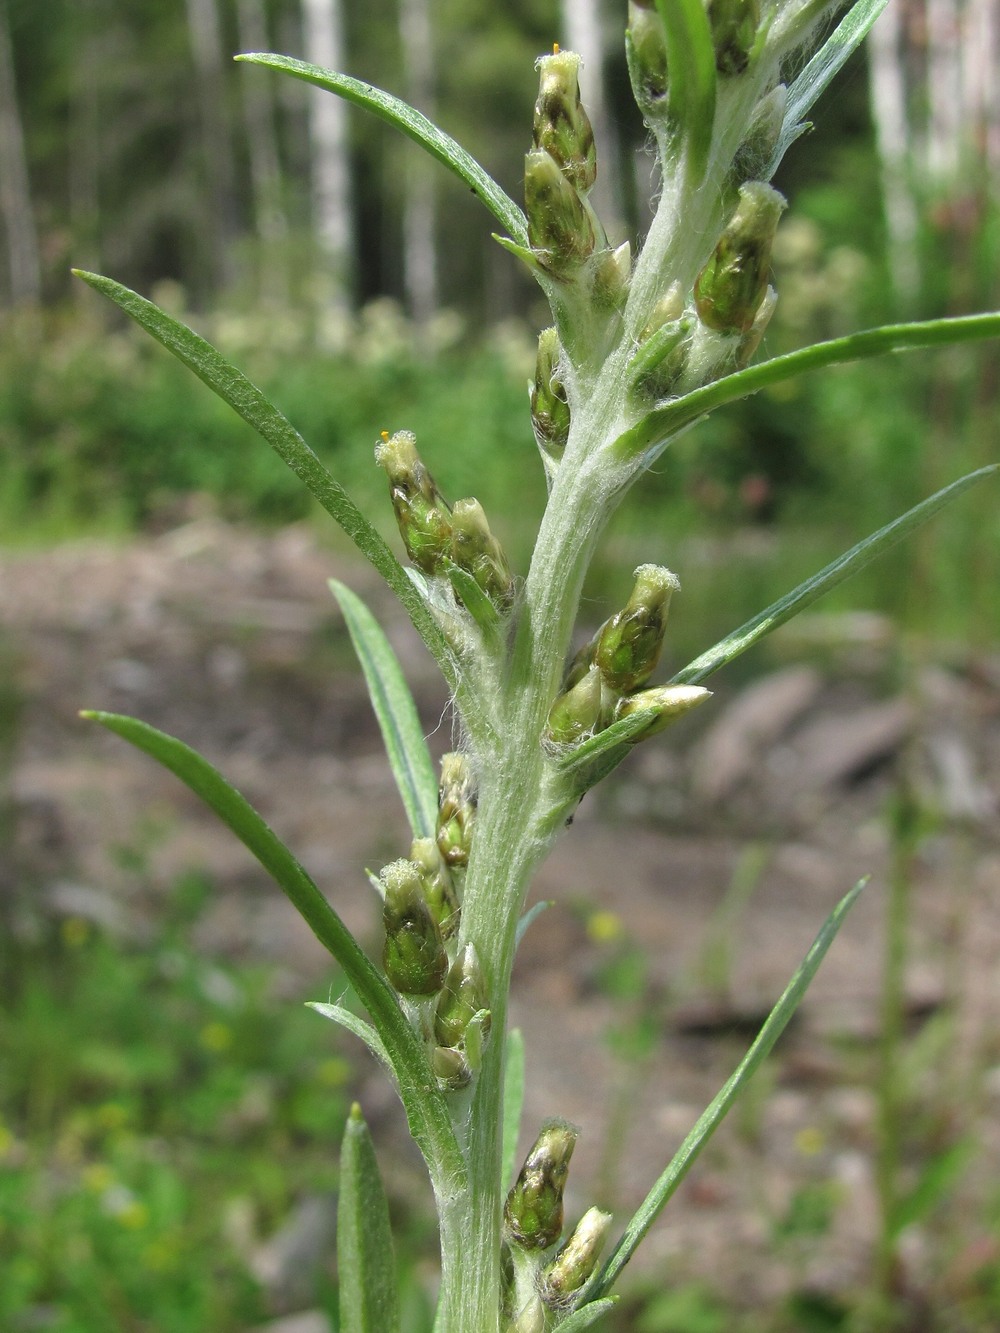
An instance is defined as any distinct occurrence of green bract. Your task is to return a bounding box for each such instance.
[77,2,1000,1329]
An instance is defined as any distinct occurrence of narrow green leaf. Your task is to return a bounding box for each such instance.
[339,1103,401,1333]
[592,879,867,1299]
[309,1001,392,1073]
[614,312,1000,463]
[72,269,457,695]
[654,0,717,179]
[554,1298,619,1331]
[441,559,503,648]
[502,1028,526,1191]
[552,709,662,774]
[516,900,553,949]
[82,710,466,1193]
[330,580,438,841]
[236,53,528,246]
[671,466,998,686]
[769,0,889,175]
[890,1135,974,1239]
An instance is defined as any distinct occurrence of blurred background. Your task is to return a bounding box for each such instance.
[1,0,999,1329]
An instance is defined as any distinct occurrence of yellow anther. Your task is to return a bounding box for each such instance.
[380,429,390,442]
[553,41,560,53]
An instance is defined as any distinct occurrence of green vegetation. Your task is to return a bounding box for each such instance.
[0,878,353,1331]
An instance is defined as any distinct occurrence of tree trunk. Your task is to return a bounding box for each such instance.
[237,0,291,306]
[0,0,41,304]
[399,0,438,327]
[560,0,622,238]
[301,0,353,311]
[867,2,920,305]
[68,0,103,282]
[185,0,239,293]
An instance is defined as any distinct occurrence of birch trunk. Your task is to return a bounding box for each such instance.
[237,0,290,305]
[867,3,920,305]
[399,0,438,327]
[185,0,239,291]
[0,0,41,304]
[68,0,102,281]
[560,0,622,238]
[301,0,353,310]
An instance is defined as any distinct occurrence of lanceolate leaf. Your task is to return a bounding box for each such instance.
[82,710,466,1193]
[552,708,663,774]
[614,312,1000,464]
[502,1028,526,1191]
[236,53,528,246]
[309,1001,392,1073]
[768,0,890,176]
[592,879,867,1299]
[442,559,503,649]
[654,0,717,180]
[671,466,998,685]
[72,269,458,695]
[330,580,439,841]
[338,1104,402,1333]
[554,1298,620,1331]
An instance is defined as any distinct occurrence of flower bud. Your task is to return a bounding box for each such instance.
[627,3,668,102]
[640,282,685,340]
[695,182,786,335]
[590,240,632,310]
[431,1044,473,1091]
[614,684,712,738]
[545,664,605,745]
[530,327,571,458]
[451,497,514,608]
[708,0,760,76]
[381,859,448,996]
[525,149,599,276]
[409,836,460,939]
[533,49,597,194]
[504,1120,578,1250]
[435,943,491,1048]
[595,565,680,692]
[437,752,475,868]
[540,1207,612,1308]
[737,283,777,367]
[375,430,452,574]
[629,316,692,397]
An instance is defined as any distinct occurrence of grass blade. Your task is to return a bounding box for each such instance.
[592,878,867,1298]
[330,580,439,841]
[502,1028,526,1191]
[552,709,664,774]
[82,710,466,1192]
[614,312,1000,463]
[654,0,717,180]
[72,269,457,695]
[769,0,889,174]
[236,53,528,245]
[309,1001,392,1073]
[554,1298,619,1331]
[339,1103,402,1333]
[671,466,998,685]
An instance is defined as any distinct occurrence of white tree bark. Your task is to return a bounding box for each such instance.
[68,0,102,281]
[867,2,920,304]
[0,0,41,304]
[237,0,290,304]
[925,0,962,182]
[399,0,438,326]
[301,0,353,308]
[560,0,621,238]
[185,0,239,289]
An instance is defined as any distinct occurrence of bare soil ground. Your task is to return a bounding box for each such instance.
[3,520,1000,1320]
